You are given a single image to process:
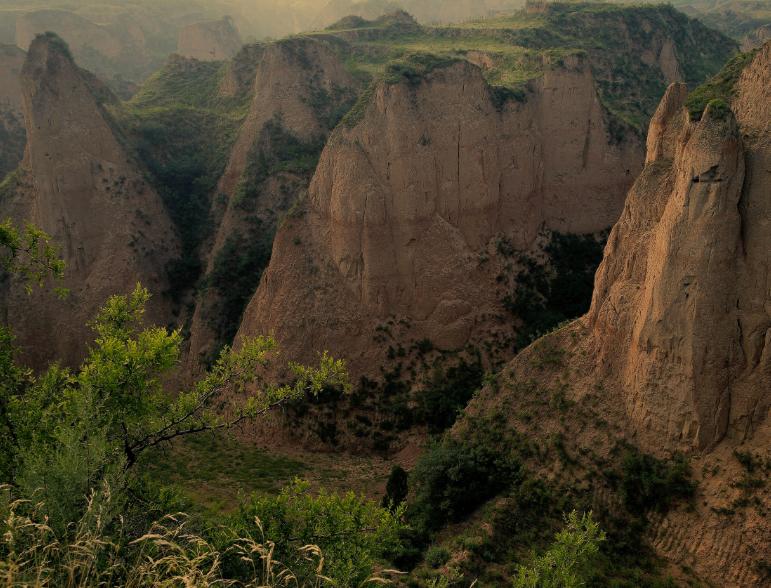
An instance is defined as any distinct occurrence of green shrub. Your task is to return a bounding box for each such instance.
[685,50,757,121]
[425,545,451,568]
[618,450,695,514]
[226,480,405,586]
[504,232,605,350]
[382,465,409,510]
[417,351,484,434]
[409,416,525,534]
[512,511,606,588]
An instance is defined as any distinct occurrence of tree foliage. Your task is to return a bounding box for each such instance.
[512,511,606,588]
[0,284,349,531]
[0,219,64,292]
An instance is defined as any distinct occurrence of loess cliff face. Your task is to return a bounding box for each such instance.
[463,43,770,587]
[177,17,243,62]
[236,55,644,376]
[187,38,358,363]
[0,45,26,179]
[588,43,770,454]
[0,34,180,367]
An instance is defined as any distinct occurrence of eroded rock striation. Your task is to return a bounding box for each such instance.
[588,44,770,454]
[236,54,644,376]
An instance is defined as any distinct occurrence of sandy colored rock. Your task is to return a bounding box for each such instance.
[187,37,358,364]
[462,42,770,586]
[588,44,770,453]
[0,34,180,368]
[237,56,644,377]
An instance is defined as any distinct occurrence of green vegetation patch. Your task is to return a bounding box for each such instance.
[315,2,736,134]
[145,432,307,513]
[113,57,252,302]
[604,445,696,514]
[503,231,606,351]
[206,226,275,345]
[234,116,325,208]
[685,49,758,120]
[383,51,462,85]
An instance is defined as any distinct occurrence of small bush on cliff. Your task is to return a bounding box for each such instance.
[617,449,695,514]
[512,510,606,588]
[685,49,758,121]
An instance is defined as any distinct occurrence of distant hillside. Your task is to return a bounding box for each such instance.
[644,0,771,49]
[0,44,25,179]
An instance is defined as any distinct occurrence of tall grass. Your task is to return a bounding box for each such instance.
[0,485,398,587]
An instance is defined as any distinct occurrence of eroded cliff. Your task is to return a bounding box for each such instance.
[187,37,358,363]
[236,55,644,377]
[0,34,180,367]
[462,43,770,586]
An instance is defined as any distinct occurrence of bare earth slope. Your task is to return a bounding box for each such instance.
[0,34,180,368]
[236,55,643,377]
[464,43,770,586]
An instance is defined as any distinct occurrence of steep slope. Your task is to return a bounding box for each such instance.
[232,4,736,381]
[187,37,358,364]
[236,54,643,378]
[458,43,769,586]
[177,17,243,62]
[0,34,180,367]
[0,45,26,180]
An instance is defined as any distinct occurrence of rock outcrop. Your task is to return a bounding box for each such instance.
[464,43,770,586]
[0,34,180,367]
[236,55,644,376]
[741,23,771,51]
[177,17,242,62]
[187,37,358,363]
[0,44,26,179]
[587,45,770,454]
